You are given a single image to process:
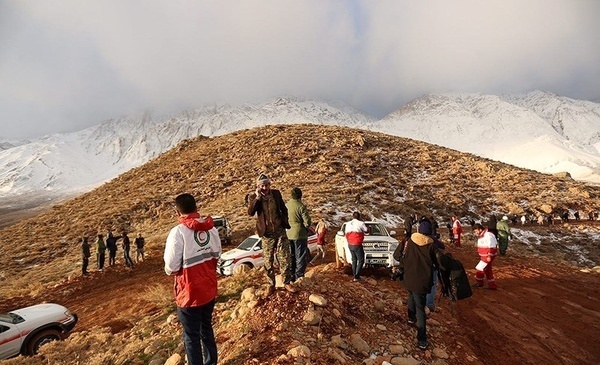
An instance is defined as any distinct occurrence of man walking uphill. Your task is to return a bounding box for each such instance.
[248,173,295,293]
[286,187,312,282]
[398,219,445,350]
[164,193,222,365]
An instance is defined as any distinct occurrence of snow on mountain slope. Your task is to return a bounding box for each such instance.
[502,90,600,153]
[0,97,374,198]
[372,92,600,182]
[1,92,599,200]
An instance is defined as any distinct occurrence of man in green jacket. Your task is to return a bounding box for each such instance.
[496,216,513,255]
[286,187,312,282]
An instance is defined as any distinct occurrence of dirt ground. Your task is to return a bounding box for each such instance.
[1,230,599,365]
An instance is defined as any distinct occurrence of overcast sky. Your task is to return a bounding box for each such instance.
[1,0,599,139]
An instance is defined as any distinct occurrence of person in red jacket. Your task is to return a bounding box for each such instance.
[452,216,463,247]
[164,193,222,365]
[472,223,498,290]
[344,211,369,282]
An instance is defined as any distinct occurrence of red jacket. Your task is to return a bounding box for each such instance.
[164,214,222,307]
[344,219,368,246]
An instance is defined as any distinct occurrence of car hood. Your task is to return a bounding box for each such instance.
[11,303,69,319]
[363,236,398,244]
[220,248,253,261]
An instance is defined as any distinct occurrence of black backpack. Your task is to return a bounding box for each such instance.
[439,253,472,301]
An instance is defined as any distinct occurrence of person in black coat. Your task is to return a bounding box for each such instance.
[398,220,444,350]
[81,236,91,275]
[106,231,121,266]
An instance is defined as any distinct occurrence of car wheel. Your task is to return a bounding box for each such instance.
[233,263,252,275]
[27,329,62,355]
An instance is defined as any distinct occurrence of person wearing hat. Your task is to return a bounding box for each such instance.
[398,217,445,350]
[496,215,513,256]
[286,187,312,282]
[247,173,295,293]
[418,217,445,312]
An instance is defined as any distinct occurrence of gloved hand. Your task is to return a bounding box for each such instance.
[485,255,492,263]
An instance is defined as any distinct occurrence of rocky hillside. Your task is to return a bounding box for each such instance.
[1,124,600,365]
[1,124,600,297]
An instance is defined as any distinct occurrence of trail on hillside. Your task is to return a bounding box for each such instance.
[445,245,600,365]
[1,242,599,364]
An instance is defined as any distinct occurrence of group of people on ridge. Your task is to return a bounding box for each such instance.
[80,231,145,275]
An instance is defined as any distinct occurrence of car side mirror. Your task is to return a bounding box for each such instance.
[390,230,396,236]
[253,246,261,251]
[337,230,344,236]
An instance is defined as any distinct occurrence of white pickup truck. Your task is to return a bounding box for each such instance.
[0,303,78,359]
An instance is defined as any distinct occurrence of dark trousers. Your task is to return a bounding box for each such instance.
[407,291,428,342]
[177,299,217,365]
[348,245,365,279]
[289,239,308,281]
[123,250,134,268]
[97,251,105,270]
[108,249,117,266]
[82,257,89,274]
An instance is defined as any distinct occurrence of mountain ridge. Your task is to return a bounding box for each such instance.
[1,92,599,200]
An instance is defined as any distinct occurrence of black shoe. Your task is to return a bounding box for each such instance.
[407,318,416,325]
[418,341,428,350]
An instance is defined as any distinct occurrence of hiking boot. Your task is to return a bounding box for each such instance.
[407,318,416,325]
[418,341,429,350]
[353,277,362,282]
[284,283,297,293]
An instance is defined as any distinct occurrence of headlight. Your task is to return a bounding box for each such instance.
[219,259,234,267]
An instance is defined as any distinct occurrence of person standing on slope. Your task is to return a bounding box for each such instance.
[96,234,106,271]
[286,187,312,282]
[344,211,369,282]
[496,216,513,256]
[451,216,463,248]
[247,173,295,293]
[164,193,221,365]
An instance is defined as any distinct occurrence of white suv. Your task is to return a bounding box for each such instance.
[0,303,78,359]
[217,233,318,276]
[335,221,400,269]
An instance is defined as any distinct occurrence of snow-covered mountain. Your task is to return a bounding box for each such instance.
[1,92,599,200]
[372,91,600,183]
[0,97,375,198]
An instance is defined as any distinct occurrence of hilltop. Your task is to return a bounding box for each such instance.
[1,124,599,364]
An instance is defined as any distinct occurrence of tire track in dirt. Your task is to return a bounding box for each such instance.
[450,247,600,365]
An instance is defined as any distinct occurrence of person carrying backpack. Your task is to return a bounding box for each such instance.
[397,219,445,350]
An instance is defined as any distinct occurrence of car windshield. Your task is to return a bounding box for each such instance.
[237,237,259,251]
[366,223,388,236]
[0,312,22,324]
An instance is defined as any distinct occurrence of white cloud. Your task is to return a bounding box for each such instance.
[1,0,598,138]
